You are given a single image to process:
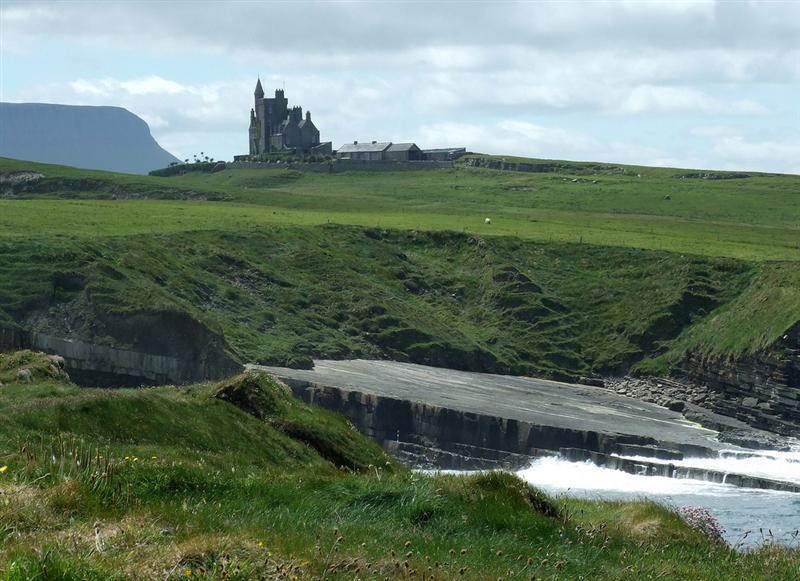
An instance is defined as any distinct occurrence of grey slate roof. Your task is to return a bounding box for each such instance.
[337,142,392,153]
[421,147,466,154]
[387,142,420,152]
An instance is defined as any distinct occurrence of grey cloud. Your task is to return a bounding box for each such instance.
[4,1,800,55]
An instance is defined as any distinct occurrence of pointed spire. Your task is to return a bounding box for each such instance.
[254,77,264,98]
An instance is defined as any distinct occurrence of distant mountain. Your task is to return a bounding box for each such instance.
[0,102,180,174]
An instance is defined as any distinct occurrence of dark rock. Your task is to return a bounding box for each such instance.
[665,400,686,412]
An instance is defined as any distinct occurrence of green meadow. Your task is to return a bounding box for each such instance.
[2,156,799,261]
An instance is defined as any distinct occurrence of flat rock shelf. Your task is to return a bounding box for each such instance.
[256,360,800,493]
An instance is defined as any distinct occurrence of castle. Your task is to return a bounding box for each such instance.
[248,78,331,156]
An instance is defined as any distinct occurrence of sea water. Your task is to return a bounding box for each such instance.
[517,449,800,548]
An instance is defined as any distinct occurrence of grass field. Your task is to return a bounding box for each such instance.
[1,352,797,579]
[3,156,799,261]
[1,156,799,377]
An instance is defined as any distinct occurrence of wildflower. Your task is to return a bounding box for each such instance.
[258,541,264,548]
[0,466,7,474]
[151,456,157,460]
[460,548,467,555]
[677,506,725,542]
[404,540,412,548]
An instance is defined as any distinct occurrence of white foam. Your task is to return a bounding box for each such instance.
[609,448,800,485]
[516,456,742,496]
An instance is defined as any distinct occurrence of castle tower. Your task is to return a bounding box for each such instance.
[246,78,325,156]
[248,108,258,155]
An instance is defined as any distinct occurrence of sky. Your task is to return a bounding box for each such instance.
[1,0,799,173]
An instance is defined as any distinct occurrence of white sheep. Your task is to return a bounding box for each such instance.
[484,217,492,225]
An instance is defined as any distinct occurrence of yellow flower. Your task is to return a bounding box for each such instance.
[258,541,264,547]
[0,466,7,473]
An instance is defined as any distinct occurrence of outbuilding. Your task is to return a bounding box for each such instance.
[422,147,467,161]
[385,143,421,161]
[336,141,391,161]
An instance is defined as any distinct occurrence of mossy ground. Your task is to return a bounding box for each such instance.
[0,359,797,579]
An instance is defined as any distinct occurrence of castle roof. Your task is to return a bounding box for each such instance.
[254,78,264,98]
[337,141,391,153]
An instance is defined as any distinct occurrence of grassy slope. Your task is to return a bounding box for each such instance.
[0,353,797,579]
[1,155,799,372]
[0,224,755,378]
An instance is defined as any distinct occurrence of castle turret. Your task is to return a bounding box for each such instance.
[254,78,264,99]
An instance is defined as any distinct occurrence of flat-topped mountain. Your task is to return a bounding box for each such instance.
[0,102,179,174]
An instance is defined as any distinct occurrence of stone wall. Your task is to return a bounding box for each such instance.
[678,325,800,435]
[227,159,453,173]
[465,158,563,173]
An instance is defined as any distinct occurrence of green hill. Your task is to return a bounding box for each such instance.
[1,156,799,380]
[1,352,797,578]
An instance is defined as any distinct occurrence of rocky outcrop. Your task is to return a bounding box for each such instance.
[274,373,800,492]
[29,332,238,386]
[606,376,721,412]
[0,327,25,351]
[678,325,800,436]
[3,310,242,386]
[279,376,717,470]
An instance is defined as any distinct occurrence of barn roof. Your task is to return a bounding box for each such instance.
[387,142,420,152]
[337,141,392,153]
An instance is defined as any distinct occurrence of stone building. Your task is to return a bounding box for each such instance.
[386,143,422,161]
[335,141,392,161]
[248,78,331,156]
[336,141,464,162]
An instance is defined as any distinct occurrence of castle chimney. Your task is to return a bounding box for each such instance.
[306,111,311,120]
[354,140,358,145]
[372,140,377,144]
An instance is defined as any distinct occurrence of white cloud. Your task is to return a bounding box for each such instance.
[417,120,665,165]
[619,85,769,116]
[2,1,798,172]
